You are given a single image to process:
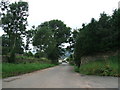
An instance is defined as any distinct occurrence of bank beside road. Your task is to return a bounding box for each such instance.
[74,55,119,77]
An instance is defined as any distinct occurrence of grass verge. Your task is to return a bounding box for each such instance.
[74,55,119,77]
[2,63,56,78]
[0,63,2,78]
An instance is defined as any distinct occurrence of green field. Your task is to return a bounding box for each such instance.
[2,63,56,78]
[75,55,119,77]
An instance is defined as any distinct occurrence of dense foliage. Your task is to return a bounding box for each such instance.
[0,0,28,62]
[74,9,120,67]
[33,20,71,63]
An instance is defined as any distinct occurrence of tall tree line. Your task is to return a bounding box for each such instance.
[73,9,120,68]
[1,0,119,65]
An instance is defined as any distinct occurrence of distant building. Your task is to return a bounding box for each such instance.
[119,1,120,9]
[58,60,62,63]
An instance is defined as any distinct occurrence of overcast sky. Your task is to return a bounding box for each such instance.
[0,0,119,36]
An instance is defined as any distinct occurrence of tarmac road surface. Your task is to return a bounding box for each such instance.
[2,64,119,88]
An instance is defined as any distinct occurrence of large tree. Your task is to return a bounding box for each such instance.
[33,26,56,55]
[33,20,71,63]
[0,1,29,62]
[48,20,71,62]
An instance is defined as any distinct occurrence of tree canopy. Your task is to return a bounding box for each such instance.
[73,9,120,67]
[33,20,71,63]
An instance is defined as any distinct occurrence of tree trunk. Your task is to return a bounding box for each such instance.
[74,53,81,68]
[8,36,16,63]
[77,60,81,68]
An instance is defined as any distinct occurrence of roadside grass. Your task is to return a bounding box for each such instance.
[75,55,119,77]
[0,63,2,78]
[2,63,56,78]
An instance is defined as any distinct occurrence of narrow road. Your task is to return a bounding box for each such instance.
[2,64,118,88]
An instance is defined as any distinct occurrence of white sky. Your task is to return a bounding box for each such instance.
[0,0,119,36]
[27,0,119,29]
[27,0,119,28]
